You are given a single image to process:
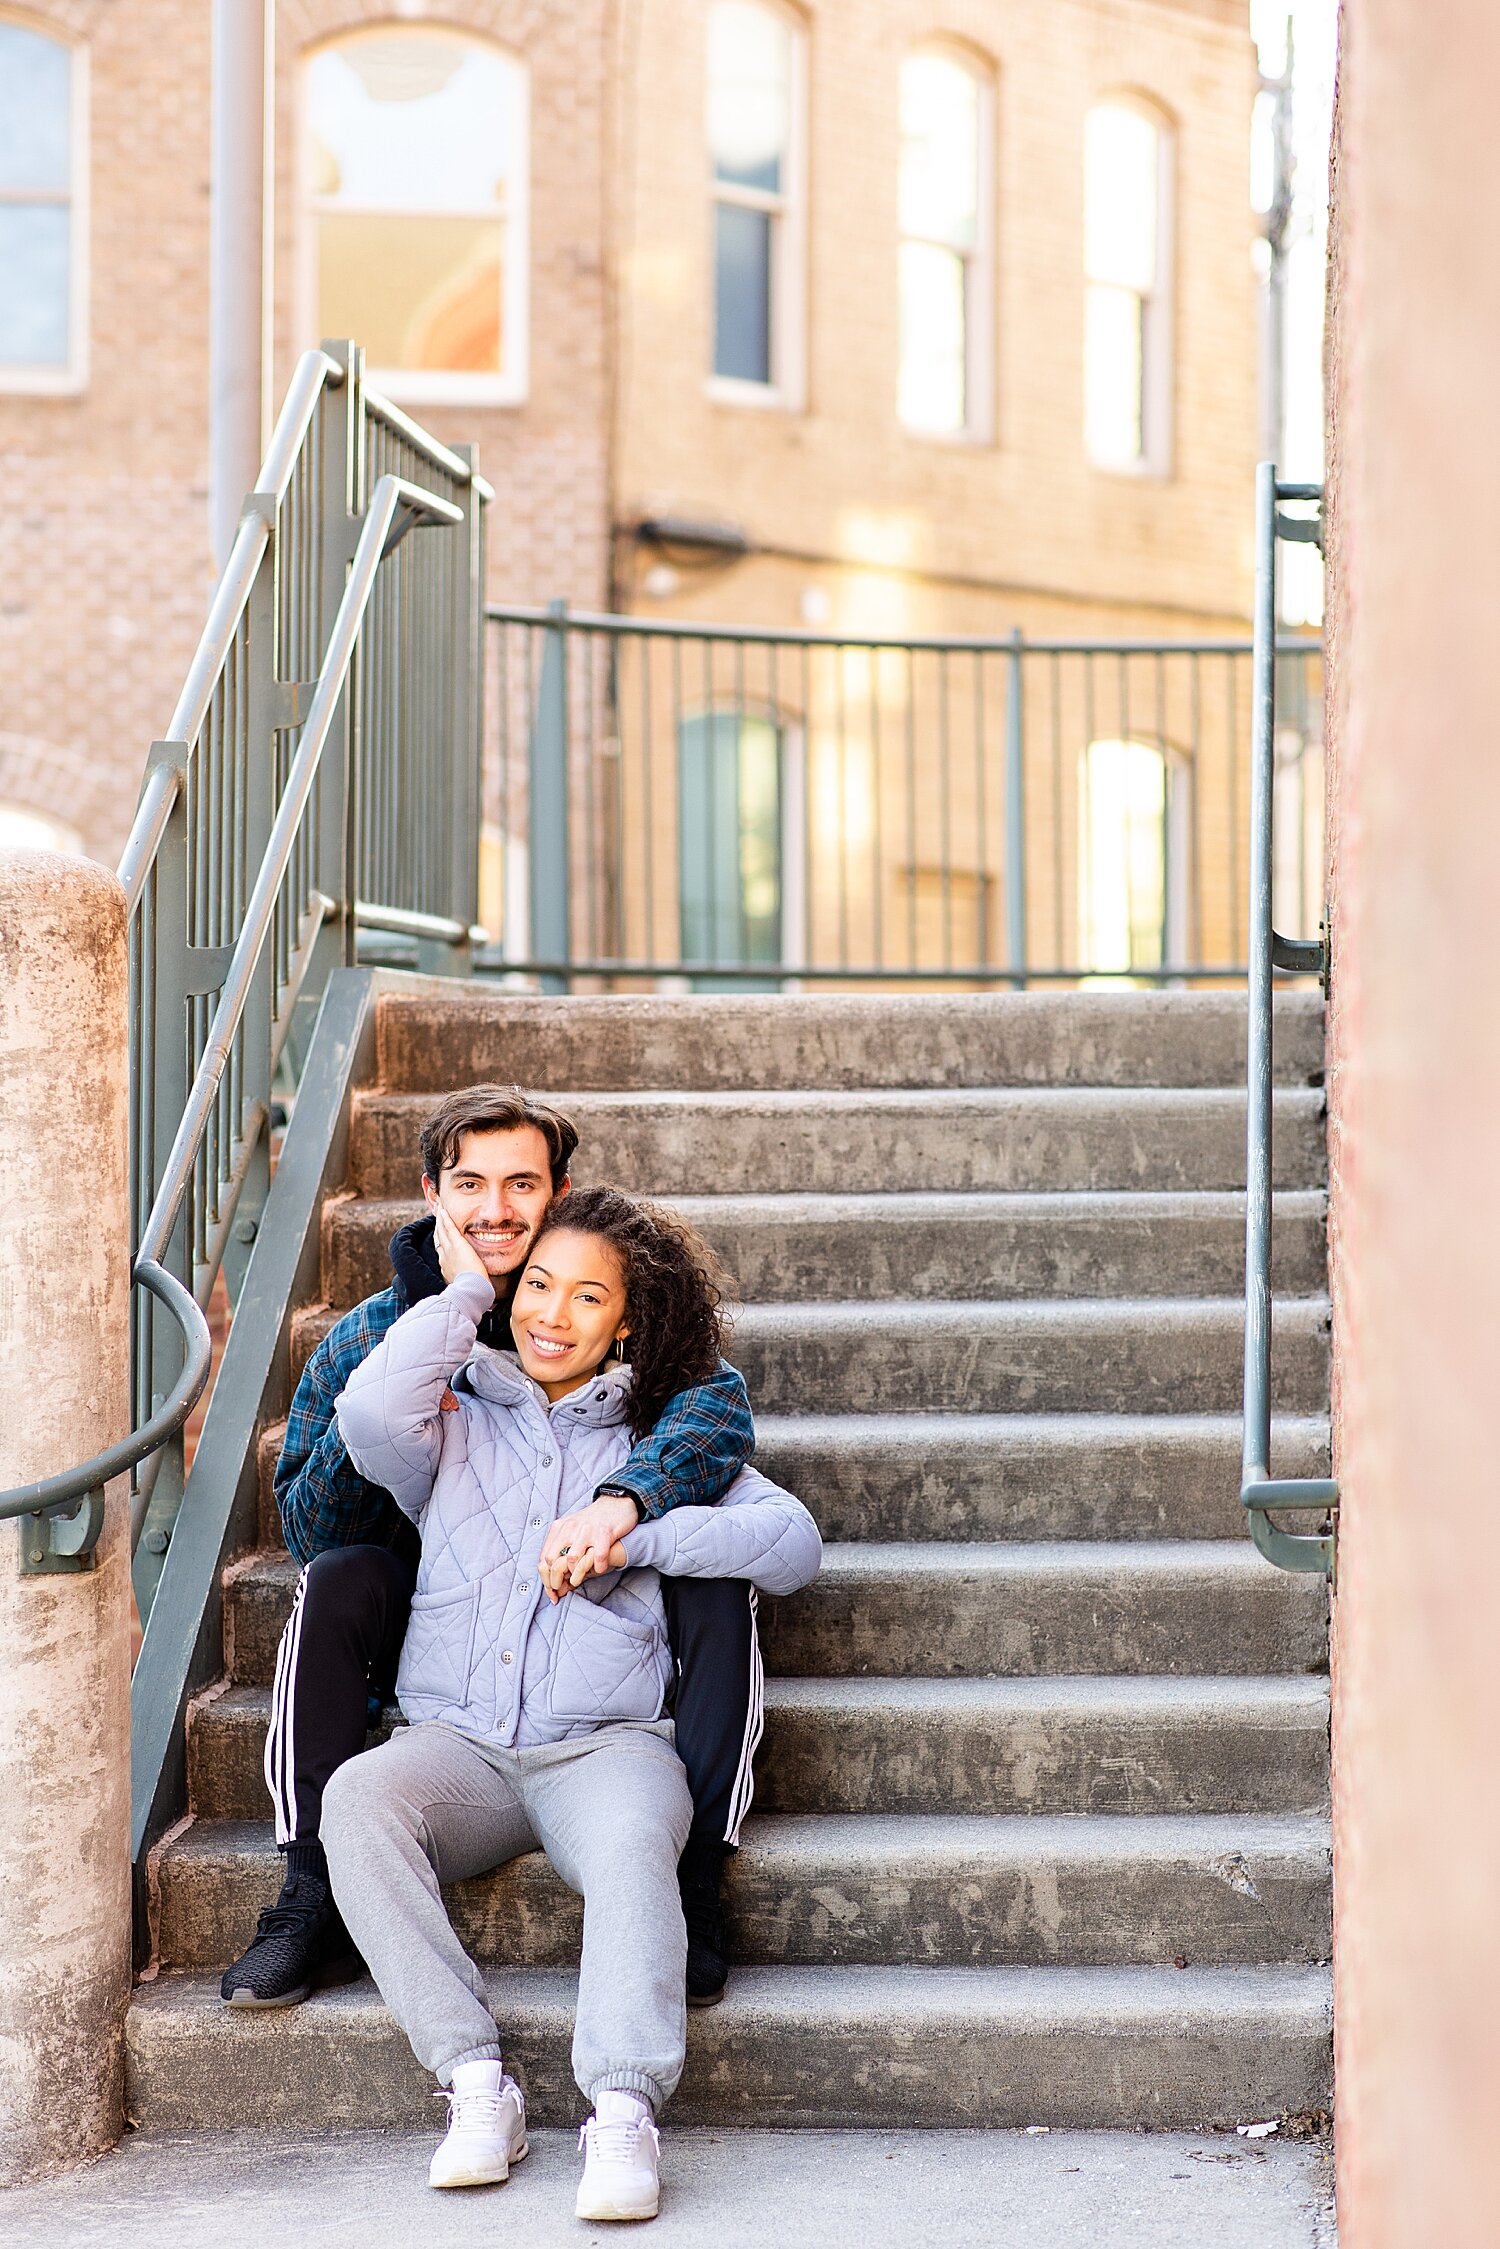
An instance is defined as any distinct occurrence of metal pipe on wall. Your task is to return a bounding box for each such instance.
[209,0,274,568]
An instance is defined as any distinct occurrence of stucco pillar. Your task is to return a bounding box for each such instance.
[1325,5,1500,2243]
[0,850,132,2183]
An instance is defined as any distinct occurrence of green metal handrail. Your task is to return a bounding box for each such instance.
[0,1264,210,1569]
[1,347,488,1583]
[1241,462,1337,1578]
[0,352,347,1572]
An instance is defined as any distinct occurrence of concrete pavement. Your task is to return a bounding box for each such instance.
[3,2127,1336,2247]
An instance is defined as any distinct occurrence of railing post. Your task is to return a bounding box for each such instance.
[1240,464,1337,1577]
[1243,463,1278,1500]
[449,441,486,970]
[530,597,572,993]
[1005,627,1027,989]
[313,339,362,985]
[221,514,279,1304]
[133,749,193,1625]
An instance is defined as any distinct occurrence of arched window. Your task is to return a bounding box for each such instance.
[707,1,806,403]
[678,708,786,988]
[1077,738,1189,974]
[898,48,993,439]
[1083,99,1173,473]
[303,26,528,404]
[0,18,86,393]
[0,801,82,853]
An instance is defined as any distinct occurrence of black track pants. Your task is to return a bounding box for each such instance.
[265,1543,763,1853]
[660,1572,763,1851]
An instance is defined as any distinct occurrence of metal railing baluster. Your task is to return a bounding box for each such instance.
[1004,631,1026,988]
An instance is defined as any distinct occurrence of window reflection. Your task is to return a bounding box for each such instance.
[1084,102,1168,470]
[305,29,527,391]
[899,52,985,437]
[0,24,75,375]
[708,2,798,391]
[1078,738,1187,975]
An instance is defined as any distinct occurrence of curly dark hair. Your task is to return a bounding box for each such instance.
[528,1185,732,1441]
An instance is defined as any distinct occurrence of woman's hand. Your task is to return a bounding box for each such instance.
[540,1494,637,1600]
[432,1202,489,1284]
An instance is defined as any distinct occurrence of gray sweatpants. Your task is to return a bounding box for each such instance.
[321,1717,693,2112]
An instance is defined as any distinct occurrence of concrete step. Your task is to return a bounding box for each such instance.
[187,1675,1330,1822]
[762,1541,1327,1679]
[126,1960,1332,2129]
[157,1810,1331,1975]
[254,1411,1333,1549]
[734,1297,1331,1417]
[754,1412,1332,1543]
[224,1541,1327,1692]
[350,1086,1327,1200]
[323,1189,1328,1308]
[375,988,1325,1094]
[289,1292,1331,1409]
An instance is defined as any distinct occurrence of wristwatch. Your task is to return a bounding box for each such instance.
[596,1483,645,1523]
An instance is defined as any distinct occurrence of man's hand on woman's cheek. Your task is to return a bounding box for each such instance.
[540,1494,639,1601]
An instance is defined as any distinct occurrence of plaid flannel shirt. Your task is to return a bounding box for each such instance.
[275,1280,755,1567]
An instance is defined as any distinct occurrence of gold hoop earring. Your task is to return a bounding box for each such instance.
[612,1334,626,1363]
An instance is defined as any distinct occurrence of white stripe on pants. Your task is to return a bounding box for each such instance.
[722,1587,763,1846]
[264,1568,310,1845]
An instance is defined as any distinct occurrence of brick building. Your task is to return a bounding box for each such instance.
[0,0,1266,969]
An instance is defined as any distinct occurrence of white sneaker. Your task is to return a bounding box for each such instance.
[574,2110,661,2221]
[428,2064,528,2188]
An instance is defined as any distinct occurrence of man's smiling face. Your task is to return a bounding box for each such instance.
[422,1124,566,1280]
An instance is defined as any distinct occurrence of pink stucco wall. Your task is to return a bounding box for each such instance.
[1325,5,1500,2241]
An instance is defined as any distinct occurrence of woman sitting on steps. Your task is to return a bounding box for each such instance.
[322,1184,821,2224]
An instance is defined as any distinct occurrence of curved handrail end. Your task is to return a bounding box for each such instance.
[0,1263,213,1564]
[1241,1469,1339,1581]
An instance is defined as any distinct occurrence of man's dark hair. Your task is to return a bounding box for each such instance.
[419,1085,578,1191]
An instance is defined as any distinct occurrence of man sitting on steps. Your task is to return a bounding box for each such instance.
[221,1083,760,2013]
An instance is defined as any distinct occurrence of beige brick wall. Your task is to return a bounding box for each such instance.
[0,0,613,865]
[275,0,613,613]
[0,0,215,863]
[0,0,1259,884]
[615,0,1261,636]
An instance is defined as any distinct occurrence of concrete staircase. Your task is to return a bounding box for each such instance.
[127,990,1333,2132]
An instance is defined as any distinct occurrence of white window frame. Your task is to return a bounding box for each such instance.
[298,27,530,411]
[1083,95,1174,479]
[0,19,88,397]
[705,1,807,412]
[897,45,995,446]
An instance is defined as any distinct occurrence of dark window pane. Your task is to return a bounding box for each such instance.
[714,202,772,383]
[679,713,781,989]
[714,151,782,195]
[0,206,70,365]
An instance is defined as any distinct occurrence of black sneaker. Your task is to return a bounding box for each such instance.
[678,1843,729,2008]
[219,1870,362,2008]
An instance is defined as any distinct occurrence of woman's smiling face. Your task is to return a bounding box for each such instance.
[509,1227,631,1399]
